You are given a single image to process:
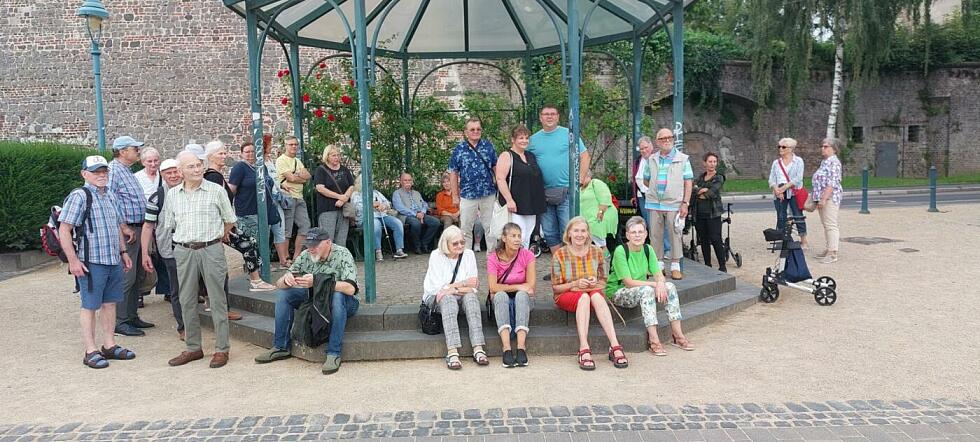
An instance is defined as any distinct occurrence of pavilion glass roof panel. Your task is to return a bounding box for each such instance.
[406,0,466,52]
[467,1,526,52]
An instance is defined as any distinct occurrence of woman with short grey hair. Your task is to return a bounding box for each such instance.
[134,147,162,198]
[768,137,808,248]
[812,138,844,263]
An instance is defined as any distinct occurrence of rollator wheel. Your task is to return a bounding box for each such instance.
[760,286,779,303]
[814,287,837,306]
[530,243,542,258]
[815,276,836,291]
[734,253,743,268]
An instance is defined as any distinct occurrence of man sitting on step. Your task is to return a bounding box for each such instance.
[254,227,359,375]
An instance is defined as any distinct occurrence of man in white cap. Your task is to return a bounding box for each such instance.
[59,155,137,369]
[163,151,237,368]
[109,135,154,336]
[140,158,187,340]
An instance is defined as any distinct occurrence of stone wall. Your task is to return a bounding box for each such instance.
[2,0,977,178]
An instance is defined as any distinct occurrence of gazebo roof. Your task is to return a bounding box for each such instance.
[224,0,693,59]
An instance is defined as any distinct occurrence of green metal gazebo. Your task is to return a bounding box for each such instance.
[223,0,694,303]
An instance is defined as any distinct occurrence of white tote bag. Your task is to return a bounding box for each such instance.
[489,151,515,240]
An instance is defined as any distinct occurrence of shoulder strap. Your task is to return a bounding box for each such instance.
[777,158,791,182]
[497,249,521,283]
[321,165,344,193]
[469,143,495,177]
[449,254,464,284]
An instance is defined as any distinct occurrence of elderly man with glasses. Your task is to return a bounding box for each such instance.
[448,117,498,251]
[640,128,693,280]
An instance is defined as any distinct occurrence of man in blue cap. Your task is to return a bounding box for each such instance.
[109,135,153,336]
[59,155,138,368]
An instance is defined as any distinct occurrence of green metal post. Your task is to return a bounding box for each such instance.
[289,43,305,161]
[567,0,582,217]
[89,40,106,153]
[859,167,870,214]
[671,0,684,151]
[523,53,533,129]
[630,33,643,181]
[402,57,412,169]
[354,0,376,303]
[246,8,271,281]
[928,165,939,212]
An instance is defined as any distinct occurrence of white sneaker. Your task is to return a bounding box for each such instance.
[821,255,838,264]
[375,250,384,262]
[473,243,482,252]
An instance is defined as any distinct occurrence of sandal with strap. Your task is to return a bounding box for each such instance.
[577,348,596,371]
[101,345,136,360]
[445,354,462,370]
[649,341,667,357]
[83,351,109,369]
[608,345,629,368]
[670,335,695,351]
[472,350,489,366]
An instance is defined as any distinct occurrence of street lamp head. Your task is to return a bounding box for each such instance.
[77,0,109,44]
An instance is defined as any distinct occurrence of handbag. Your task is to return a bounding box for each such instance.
[803,194,817,212]
[777,158,809,211]
[485,249,521,323]
[277,160,298,210]
[418,254,463,335]
[321,165,356,220]
[490,150,515,237]
[544,186,568,206]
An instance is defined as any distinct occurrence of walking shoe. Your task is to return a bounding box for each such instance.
[255,348,292,364]
[502,350,516,368]
[814,250,829,259]
[375,250,384,262]
[227,311,243,321]
[322,354,342,375]
[131,317,156,329]
[209,352,229,368]
[393,249,408,259]
[671,270,684,280]
[249,280,276,291]
[168,349,204,366]
[515,349,529,367]
[821,254,838,264]
[114,323,145,337]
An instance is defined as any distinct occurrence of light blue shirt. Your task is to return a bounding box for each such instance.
[528,126,587,189]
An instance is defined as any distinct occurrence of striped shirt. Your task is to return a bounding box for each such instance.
[643,148,693,211]
[160,180,237,244]
[108,159,147,224]
[58,183,125,266]
[551,245,606,301]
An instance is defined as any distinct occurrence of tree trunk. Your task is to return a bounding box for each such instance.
[825,32,845,139]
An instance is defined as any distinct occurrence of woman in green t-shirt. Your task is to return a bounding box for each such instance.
[606,216,694,355]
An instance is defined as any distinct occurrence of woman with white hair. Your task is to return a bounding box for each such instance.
[768,137,808,248]
[313,145,355,250]
[422,225,487,369]
[812,138,844,263]
[349,174,408,261]
[134,147,162,198]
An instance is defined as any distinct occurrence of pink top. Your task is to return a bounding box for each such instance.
[487,248,535,284]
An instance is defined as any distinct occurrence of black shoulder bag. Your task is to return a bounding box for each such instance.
[418,254,463,335]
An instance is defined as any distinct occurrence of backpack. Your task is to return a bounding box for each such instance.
[41,187,94,264]
[611,242,652,279]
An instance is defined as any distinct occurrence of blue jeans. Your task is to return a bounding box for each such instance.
[540,193,570,248]
[373,215,405,250]
[272,287,359,356]
[404,214,440,251]
[773,193,807,236]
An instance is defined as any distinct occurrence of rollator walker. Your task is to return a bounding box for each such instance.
[760,215,837,306]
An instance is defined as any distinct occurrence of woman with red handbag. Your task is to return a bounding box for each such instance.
[767,137,809,249]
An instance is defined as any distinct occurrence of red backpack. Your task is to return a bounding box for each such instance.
[40,187,93,263]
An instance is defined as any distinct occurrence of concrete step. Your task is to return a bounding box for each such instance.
[199,281,758,363]
[224,260,735,332]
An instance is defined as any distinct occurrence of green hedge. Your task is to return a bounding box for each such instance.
[0,141,106,252]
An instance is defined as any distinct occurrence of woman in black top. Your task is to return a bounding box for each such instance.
[200,141,275,292]
[495,125,546,248]
[313,144,355,250]
[692,152,727,272]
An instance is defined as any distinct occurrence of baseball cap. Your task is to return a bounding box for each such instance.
[112,136,144,151]
[184,142,206,160]
[304,228,333,247]
[81,155,109,172]
[160,159,179,171]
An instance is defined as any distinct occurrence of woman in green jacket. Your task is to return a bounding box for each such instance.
[578,174,619,250]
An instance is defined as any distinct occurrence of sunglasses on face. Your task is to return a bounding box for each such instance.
[778,145,790,149]
[450,240,465,246]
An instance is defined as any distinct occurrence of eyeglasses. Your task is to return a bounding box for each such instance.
[778,145,790,149]
[450,240,465,246]
[821,144,832,148]
[656,136,674,141]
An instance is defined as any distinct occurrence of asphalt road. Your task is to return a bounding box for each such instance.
[728,190,980,213]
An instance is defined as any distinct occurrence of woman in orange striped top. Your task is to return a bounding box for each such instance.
[433,173,460,229]
[551,216,628,370]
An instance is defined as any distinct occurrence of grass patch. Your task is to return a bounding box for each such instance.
[724,173,980,194]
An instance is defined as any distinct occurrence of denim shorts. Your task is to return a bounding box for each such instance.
[79,263,124,311]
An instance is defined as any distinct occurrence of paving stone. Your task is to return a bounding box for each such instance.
[673,429,705,441]
[659,405,680,415]
[724,429,750,441]
[681,406,703,415]
[826,402,853,412]
[484,409,503,419]
[638,406,659,416]
[442,409,462,420]
[615,405,638,415]
[464,409,483,419]
[508,408,528,418]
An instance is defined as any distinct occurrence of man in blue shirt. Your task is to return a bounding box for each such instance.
[392,172,441,254]
[448,117,498,251]
[60,155,137,368]
[528,105,591,254]
[108,135,154,336]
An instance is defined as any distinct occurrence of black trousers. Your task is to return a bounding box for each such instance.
[695,215,727,271]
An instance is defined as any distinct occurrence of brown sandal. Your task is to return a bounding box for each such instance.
[608,345,629,368]
[670,335,695,351]
[649,341,667,356]
[577,348,596,371]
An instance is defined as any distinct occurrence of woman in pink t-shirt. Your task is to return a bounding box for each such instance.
[487,223,536,368]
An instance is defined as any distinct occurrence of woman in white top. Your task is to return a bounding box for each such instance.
[768,137,808,248]
[422,225,487,370]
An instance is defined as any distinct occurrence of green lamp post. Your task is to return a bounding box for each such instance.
[77,0,109,153]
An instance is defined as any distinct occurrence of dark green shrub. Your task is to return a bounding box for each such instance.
[0,141,105,251]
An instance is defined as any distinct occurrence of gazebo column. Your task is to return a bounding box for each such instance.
[246,8,271,281]
[401,57,412,170]
[630,33,643,184]
[566,0,582,217]
[354,0,377,303]
[523,53,533,128]
[289,43,305,160]
[671,0,684,150]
